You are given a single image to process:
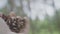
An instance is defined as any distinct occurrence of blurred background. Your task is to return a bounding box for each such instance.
[0,0,60,34]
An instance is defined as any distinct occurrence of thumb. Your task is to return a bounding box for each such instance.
[23,17,30,24]
[23,17,30,34]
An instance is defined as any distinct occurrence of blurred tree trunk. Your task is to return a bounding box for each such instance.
[7,0,26,17]
[52,0,60,33]
[7,0,16,13]
[27,0,31,12]
[19,0,26,17]
[19,0,31,17]
[27,0,31,18]
[43,0,53,34]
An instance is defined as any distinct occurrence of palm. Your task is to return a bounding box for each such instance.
[0,12,30,34]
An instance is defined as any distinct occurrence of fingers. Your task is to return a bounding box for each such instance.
[23,17,30,24]
[22,17,30,34]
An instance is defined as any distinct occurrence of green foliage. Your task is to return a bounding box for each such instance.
[30,9,60,34]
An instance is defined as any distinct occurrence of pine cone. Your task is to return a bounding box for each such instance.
[6,17,26,33]
[0,12,26,33]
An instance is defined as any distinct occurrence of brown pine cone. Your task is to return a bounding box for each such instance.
[0,12,26,33]
[6,16,26,33]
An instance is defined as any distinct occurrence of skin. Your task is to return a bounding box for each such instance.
[17,17,30,34]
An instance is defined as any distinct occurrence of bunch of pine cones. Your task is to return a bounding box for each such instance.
[0,12,26,33]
